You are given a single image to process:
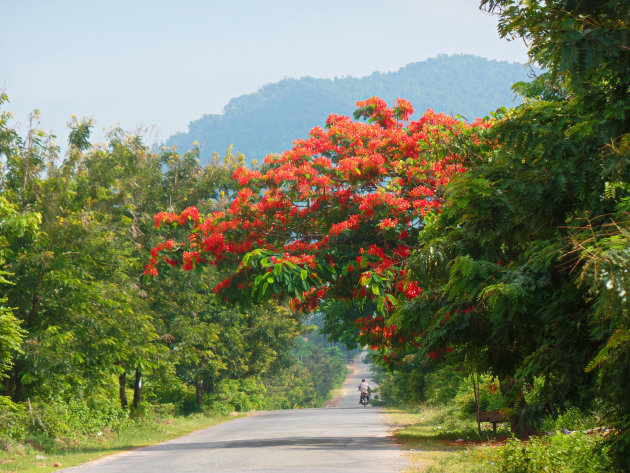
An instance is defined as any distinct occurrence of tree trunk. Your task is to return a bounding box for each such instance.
[119,372,128,409]
[14,375,23,403]
[7,362,24,403]
[472,373,481,436]
[196,378,204,410]
[133,367,142,410]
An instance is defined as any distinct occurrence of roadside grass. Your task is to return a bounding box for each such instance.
[0,413,241,473]
[386,405,505,473]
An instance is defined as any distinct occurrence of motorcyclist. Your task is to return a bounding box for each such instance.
[358,378,371,404]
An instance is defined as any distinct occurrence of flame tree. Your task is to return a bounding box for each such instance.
[145,97,492,355]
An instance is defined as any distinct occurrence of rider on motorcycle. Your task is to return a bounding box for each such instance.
[358,379,371,404]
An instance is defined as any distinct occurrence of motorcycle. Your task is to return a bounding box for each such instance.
[359,392,370,407]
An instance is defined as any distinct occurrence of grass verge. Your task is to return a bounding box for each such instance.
[0,413,241,473]
[385,405,505,473]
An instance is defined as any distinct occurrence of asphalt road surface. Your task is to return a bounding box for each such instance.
[61,353,407,473]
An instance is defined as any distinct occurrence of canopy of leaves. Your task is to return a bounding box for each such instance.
[147,98,492,339]
[404,0,630,460]
[0,96,345,427]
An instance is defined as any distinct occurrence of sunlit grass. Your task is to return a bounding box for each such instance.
[0,413,241,473]
[386,405,502,473]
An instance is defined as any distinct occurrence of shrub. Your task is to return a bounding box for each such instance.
[452,373,503,415]
[152,381,198,414]
[0,396,27,443]
[540,406,600,433]
[493,432,615,473]
[205,378,266,414]
[27,397,129,440]
[423,367,464,405]
[374,364,427,406]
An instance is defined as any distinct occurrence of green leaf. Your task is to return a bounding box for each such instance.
[242,252,252,267]
[377,296,385,314]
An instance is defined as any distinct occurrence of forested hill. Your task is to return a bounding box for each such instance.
[166,54,530,164]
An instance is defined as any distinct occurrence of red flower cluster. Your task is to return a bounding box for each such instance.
[144,239,178,276]
[356,315,411,351]
[427,347,454,361]
[153,212,179,228]
[146,97,493,354]
[404,281,422,299]
[154,207,201,228]
[182,251,205,270]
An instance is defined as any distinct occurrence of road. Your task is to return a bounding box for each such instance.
[61,354,407,473]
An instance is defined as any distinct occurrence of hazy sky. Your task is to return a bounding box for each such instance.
[1,0,529,146]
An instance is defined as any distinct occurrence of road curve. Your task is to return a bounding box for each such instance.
[61,354,407,473]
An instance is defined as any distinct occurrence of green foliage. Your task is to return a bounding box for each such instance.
[493,433,616,473]
[0,411,230,472]
[150,378,198,414]
[0,194,40,380]
[383,1,630,454]
[319,299,375,350]
[376,364,428,406]
[205,378,266,414]
[0,395,130,450]
[0,97,350,451]
[481,0,628,85]
[0,396,27,445]
[27,397,130,441]
[0,305,25,380]
[264,335,350,409]
[375,357,505,422]
[540,406,600,433]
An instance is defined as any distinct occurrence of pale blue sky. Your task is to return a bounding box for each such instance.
[1,0,528,146]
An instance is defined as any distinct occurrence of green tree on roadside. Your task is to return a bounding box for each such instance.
[403,0,629,460]
[0,194,40,382]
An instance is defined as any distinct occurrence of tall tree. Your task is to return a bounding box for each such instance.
[145,98,490,313]
[401,0,630,454]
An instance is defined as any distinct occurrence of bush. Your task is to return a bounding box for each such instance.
[452,373,504,415]
[263,364,318,409]
[375,365,427,406]
[424,367,464,405]
[152,381,198,414]
[205,378,266,414]
[0,396,27,444]
[493,433,615,473]
[0,395,132,451]
[27,397,130,441]
[540,406,600,433]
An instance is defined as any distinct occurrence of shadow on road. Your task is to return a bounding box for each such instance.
[139,436,399,451]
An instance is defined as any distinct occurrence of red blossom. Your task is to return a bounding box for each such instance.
[154,212,179,228]
[179,207,201,225]
[146,97,494,359]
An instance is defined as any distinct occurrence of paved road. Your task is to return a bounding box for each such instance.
[61,354,407,473]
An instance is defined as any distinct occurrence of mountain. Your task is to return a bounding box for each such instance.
[166,54,530,164]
